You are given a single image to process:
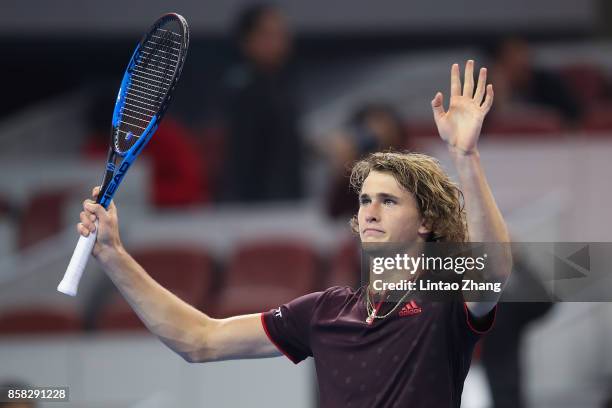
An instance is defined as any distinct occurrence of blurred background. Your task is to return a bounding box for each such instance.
[1,0,612,407]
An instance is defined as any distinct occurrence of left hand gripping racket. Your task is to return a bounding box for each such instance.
[58,13,190,296]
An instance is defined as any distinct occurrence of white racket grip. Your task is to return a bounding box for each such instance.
[58,221,98,296]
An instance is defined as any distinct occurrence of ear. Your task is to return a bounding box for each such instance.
[417,218,431,236]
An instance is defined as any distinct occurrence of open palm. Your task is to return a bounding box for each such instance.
[432,60,494,154]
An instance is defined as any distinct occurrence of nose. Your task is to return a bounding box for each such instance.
[364,202,381,224]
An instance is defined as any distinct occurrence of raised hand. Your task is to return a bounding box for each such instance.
[431,60,494,154]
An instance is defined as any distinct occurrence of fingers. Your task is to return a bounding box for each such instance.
[82,196,108,225]
[482,84,494,114]
[106,199,118,220]
[77,222,91,237]
[473,67,487,104]
[453,60,491,104]
[84,185,116,220]
[431,92,445,120]
[80,209,97,225]
[450,63,461,97]
[83,198,96,214]
[463,60,475,97]
[78,210,96,236]
[84,201,107,220]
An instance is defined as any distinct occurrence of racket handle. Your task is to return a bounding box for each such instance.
[57,221,98,296]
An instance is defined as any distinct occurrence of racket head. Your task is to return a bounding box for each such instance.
[111,13,190,156]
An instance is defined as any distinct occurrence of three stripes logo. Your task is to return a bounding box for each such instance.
[399,301,422,317]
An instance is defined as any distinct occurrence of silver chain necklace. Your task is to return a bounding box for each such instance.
[365,284,411,324]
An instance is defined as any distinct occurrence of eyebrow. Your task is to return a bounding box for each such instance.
[359,193,401,201]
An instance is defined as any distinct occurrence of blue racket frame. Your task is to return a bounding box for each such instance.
[95,13,188,209]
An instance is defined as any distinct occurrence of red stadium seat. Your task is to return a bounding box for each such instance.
[327,237,361,288]
[96,300,146,331]
[214,241,321,318]
[95,247,217,331]
[580,103,612,133]
[0,308,82,335]
[559,64,609,108]
[17,188,72,249]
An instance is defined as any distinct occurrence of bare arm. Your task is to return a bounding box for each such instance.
[431,60,512,317]
[79,187,280,363]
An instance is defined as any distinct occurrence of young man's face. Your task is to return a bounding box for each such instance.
[358,170,430,243]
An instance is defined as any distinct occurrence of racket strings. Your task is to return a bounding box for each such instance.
[115,21,185,154]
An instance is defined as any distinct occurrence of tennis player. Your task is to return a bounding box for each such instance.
[77,60,511,407]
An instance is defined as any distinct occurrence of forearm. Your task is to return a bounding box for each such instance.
[450,148,510,243]
[452,148,512,314]
[98,248,216,362]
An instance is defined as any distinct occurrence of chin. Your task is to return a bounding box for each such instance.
[361,235,388,243]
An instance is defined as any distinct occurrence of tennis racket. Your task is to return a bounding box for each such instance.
[57,13,190,296]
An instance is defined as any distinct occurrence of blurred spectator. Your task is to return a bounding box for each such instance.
[83,86,209,207]
[488,37,583,125]
[324,103,407,218]
[142,119,209,207]
[220,3,303,202]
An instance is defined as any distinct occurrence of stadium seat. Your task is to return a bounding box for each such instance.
[95,300,146,331]
[17,188,72,249]
[214,241,321,318]
[327,237,361,288]
[0,308,82,335]
[94,247,217,331]
[580,103,612,133]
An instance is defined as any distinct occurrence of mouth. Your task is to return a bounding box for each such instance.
[362,228,385,237]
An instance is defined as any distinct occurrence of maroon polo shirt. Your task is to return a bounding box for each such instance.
[261,285,496,408]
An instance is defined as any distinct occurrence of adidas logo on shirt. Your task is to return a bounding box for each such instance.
[399,300,422,317]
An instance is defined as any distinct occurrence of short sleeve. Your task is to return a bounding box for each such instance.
[451,302,497,341]
[261,291,323,364]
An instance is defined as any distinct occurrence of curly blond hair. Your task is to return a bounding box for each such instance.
[349,151,467,242]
